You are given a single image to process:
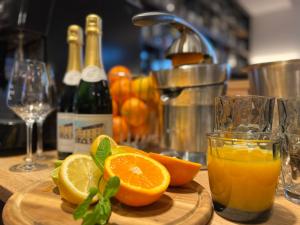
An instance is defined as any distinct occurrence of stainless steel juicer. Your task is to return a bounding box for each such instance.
[133,12,230,165]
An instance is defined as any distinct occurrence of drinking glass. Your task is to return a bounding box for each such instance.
[35,64,57,160]
[7,59,51,172]
[281,133,300,204]
[278,98,300,203]
[278,98,300,134]
[215,95,275,132]
[207,131,281,223]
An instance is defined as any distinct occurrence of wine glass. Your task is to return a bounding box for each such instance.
[7,59,50,172]
[35,64,57,160]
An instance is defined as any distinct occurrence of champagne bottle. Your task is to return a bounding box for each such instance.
[73,14,112,153]
[57,25,83,159]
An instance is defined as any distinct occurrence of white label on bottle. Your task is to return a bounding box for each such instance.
[74,114,112,153]
[81,66,106,82]
[63,70,81,86]
[57,112,75,153]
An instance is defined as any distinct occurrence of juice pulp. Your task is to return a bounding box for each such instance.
[208,145,281,212]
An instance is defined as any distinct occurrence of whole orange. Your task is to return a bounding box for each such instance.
[131,123,149,139]
[110,78,133,104]
[112,100,118,116]
[131,76,157,102]
[108,65,131,85]
[113,116,129,144]
[121,97,149,127]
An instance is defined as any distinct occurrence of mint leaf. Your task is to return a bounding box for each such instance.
[92,138,111,172]
[73,187,98,220]
[74,138,119,225]
[96,138,111,170]
[91,153,102,171]
[82,198,111,225]
[104,176,120,199]
[98,198,111,225]
[82,203,102,225]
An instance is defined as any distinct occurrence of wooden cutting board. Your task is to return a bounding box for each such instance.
[3,178,212,225]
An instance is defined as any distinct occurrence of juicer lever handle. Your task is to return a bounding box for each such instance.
[132,12,217,63]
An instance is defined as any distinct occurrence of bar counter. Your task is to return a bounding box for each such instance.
[2,80,299,225]
[1,150,300,225]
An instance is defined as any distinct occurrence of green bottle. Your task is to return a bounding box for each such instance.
[73,14,112,153]
[57,25,83,159]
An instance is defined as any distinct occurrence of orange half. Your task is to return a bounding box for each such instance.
[104,153,170,207]
[148,153,201,186]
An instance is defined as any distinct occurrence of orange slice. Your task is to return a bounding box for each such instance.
[112,145,148,156]
[148,153,201,186]
[104,153,170,207]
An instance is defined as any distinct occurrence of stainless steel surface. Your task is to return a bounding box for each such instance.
[152,64,229,89]
[248,59,300,97]
[132,12,217,63]
[153,64,229,165]
[167,32,204,56]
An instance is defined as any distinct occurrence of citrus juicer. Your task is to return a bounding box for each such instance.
[133,12,230,165]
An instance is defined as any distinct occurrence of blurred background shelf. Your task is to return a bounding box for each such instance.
[0,0,250,152]
[130,0,249,77]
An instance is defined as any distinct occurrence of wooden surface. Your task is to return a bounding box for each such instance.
[3,179,212,225]
[1,151,300,225]
[227,79,249,96]
[0,152,57,202]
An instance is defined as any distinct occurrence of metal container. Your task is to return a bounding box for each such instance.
[152,64,229,165]
[248,59,300,97]
[132,12,217,63]
[133,12,230,165]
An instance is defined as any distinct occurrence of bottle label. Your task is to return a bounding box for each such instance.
[63,70,81,86]
[57,112,75,153]
[81,66,106,82]
[74,114,112,153]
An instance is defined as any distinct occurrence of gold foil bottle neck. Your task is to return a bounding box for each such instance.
[67,25,83,45]
[85,14,101,34]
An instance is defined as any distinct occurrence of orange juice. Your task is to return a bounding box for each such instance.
[207,143,281,221]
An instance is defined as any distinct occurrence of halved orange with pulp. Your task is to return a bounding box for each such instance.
[104,153,170,207]
[112,145,148,156]
[148,153,201,186]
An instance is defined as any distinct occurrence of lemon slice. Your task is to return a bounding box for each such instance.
[51,166,60,186]
[90,135,118,156]
[58,154,101,204]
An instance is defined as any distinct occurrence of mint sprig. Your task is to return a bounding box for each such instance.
[73,138,120,225]
[73,187,98,220]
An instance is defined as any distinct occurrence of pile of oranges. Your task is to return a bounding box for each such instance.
[108,65,160,144]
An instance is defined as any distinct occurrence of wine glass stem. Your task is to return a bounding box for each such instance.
[25,121,34,165]
[37,119,44,157]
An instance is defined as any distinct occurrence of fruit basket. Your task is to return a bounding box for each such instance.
[108,66,161,149]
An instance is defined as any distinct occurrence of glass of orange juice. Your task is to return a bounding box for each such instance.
[207,132,281,223]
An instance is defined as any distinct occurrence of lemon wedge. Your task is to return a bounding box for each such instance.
[90,134,118,156]
[58,154,101,204]
[51,166,60,186]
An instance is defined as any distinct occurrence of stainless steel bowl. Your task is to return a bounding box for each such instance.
[152,64,230,89]
[247,59,300,97]
[152,64,230,165]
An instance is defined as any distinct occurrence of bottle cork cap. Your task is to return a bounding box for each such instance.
[67,25,83,44]
[85,14,101,34]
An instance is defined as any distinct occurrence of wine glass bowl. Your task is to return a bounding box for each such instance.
[35,64,57,160]
[7,59,50,172]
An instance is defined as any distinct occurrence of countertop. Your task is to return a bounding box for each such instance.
[1,151,300,225]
